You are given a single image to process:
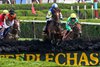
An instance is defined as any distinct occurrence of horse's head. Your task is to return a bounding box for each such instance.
[52,8,61,22]
[11,20,20,34]
[71,24,80,39]
[13,20,20,29]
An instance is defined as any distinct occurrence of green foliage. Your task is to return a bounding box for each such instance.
[0,9,97,19]
[0,4,31,10]
[0,3,100,10]
[0,3,100,19]
[19,21,100,38]
[0,4,100,38]
[20,22,34,38]
[80,19,100,23]
[16,9,99,19]
[17,16,46,20]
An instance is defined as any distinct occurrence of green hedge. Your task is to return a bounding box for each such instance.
[1,9,99,19]
[20,22,100,39]
[0,3,100,10]
[16,10,45,16]
[17,16,46,20]
[0,3,100,19]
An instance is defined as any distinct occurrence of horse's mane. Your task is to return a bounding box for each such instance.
[52,8,61,21]
[53,8,61,13]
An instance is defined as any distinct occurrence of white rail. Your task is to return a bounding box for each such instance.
[20,20,100,25]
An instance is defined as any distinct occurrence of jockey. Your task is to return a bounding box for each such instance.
[43,3,63,34]
[4,9,16,27]
[0,10,9,38]
[46,3,63,19]
[66,13,82,36]
[3,9,17,37]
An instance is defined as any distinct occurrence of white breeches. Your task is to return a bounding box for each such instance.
[3,20,14,28]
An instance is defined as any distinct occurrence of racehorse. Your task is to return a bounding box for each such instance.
[3,20,20,41]
[47,8,63,43]
[62,23,81,40]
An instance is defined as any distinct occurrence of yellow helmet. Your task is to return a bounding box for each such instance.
[3,10,9,14]
[70,13,77,18]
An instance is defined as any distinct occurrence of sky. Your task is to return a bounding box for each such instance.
[16,0,26,4]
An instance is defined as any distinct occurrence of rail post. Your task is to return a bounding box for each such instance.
[91,4,94,19]
[84,5,87,19]
[32,21,36,39]
[77,5,79,19]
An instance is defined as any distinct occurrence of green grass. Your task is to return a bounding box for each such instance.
[0,58,58,67]
[0,58,100,67]
[17,16,46,20]
[17,16,100,23]
[80,19,100,23]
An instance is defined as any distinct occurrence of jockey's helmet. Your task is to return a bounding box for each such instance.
[70,13,77,18]
[9,9,15,15]
[52,3,58,8]
[3,10,9,14]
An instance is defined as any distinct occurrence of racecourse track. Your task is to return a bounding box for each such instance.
[0,38,100,54]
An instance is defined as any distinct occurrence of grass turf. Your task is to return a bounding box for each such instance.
[0,58,58,67]
[0,58,99,67]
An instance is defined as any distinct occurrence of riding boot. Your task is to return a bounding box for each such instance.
[3,28,7,37]
[0,32,3,39]
[43,20,51,34]
[3,27,10,38]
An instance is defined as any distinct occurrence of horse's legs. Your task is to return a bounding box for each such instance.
[48,26,52,39]
[62,30,67,40]
[76,24,82,37]
[62,30,72,40]
[76,24,82,33]
[43,20,51,33]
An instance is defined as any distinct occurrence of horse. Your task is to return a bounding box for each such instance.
[47,8,63,43]
[62,23,81,41]
[3,19,20,41]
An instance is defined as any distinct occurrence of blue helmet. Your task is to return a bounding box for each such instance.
[52,3,58,8]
